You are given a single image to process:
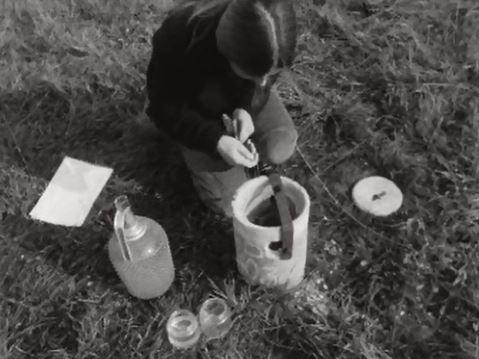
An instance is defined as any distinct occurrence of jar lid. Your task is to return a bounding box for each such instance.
[352,176,403,217]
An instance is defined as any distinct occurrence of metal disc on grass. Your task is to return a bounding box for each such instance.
[352,176,403,217]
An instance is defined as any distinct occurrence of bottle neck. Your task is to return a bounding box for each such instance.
[122,208,147,241]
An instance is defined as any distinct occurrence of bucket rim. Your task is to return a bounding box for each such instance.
[231,175,310,231]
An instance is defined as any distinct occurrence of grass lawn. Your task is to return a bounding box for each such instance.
[1,0,479,358]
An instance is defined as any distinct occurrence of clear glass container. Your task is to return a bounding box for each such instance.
[198,297,233,340]
[167,309,201,349]
[108,195,174,299]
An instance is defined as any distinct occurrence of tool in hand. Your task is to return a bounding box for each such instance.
[222,113,260,178]
[244,139,260,178]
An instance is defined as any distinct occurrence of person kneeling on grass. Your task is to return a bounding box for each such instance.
[146,0,298,216]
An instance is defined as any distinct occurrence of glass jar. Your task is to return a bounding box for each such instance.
[198,297,233,340]
[166,309,201,349]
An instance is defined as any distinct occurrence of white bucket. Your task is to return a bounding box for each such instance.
[232,176,310,290]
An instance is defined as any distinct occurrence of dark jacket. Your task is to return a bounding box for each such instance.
[146,5,278,155]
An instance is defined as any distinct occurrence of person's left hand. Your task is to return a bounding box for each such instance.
[233,108,255,143]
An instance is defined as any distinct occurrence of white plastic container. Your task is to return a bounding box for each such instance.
[232,176,310,290]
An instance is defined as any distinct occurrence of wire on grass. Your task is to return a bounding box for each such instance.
[295,145,386,239]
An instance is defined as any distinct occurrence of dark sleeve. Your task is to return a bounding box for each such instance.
[146,11,224,155]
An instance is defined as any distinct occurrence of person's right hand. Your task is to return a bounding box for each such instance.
[217,135,258,168]
[233,108,255,143]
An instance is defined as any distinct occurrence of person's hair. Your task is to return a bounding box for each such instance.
[216,0,297,77]
[176,0,297,77]
[178,0,232,21]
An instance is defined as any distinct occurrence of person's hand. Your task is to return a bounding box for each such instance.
[233,108,255,143]
[217,135,259,168]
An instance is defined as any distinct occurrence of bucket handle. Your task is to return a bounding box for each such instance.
[269,174,294,260]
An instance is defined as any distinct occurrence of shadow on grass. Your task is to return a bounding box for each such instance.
[1,85,238,298]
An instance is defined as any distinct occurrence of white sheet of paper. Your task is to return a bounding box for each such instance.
[29,156,113,227]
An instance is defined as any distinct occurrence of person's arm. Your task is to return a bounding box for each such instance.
[146,12,224,155]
